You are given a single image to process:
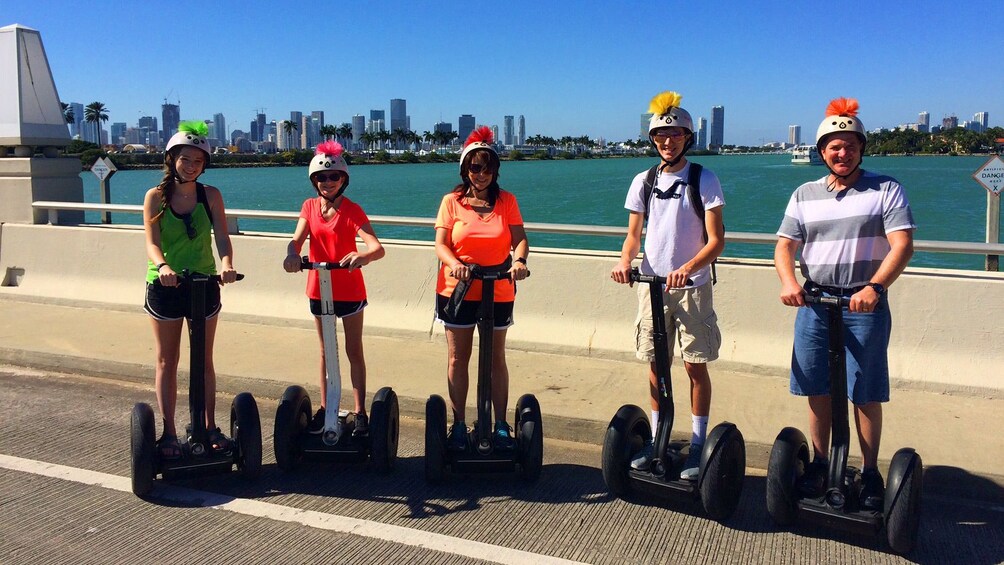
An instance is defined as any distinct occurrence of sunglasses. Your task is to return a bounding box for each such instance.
[652,130,688,143]
[181,213,197,240]
[314,172,344,183]
[468,164,494,175]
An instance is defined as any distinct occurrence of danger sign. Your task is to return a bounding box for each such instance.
[973,155,1004,196]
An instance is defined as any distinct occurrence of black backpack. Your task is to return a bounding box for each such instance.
[640,162,718,284]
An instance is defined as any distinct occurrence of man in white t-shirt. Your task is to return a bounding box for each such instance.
[611,91,725,479]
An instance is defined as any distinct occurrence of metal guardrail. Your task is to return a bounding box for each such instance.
[30,200,1004,257]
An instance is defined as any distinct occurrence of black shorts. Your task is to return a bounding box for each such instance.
[309,299,367,317]
[144,281,222,321]
[435,295,514,329]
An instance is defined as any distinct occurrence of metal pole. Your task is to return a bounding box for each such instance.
[99,178,111,224]
[988,191,1000,272]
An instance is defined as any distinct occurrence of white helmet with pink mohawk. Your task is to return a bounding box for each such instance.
[309,140,349,179]
[459,126,497,170]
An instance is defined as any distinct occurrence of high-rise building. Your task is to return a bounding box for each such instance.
[975,112,989,133]
[942,115,958,130]
[69,102,84,139]
[390,98,407,132]
[288,111,303,149]
[503,115,514,146]
[276,120,292,150]
[710,106,725,150]
[161,102,180,140]
[138,116,158,134]
[697,117,708,150]
[370,110,385,132]
[434,121,452,134]
[640,113,652,140]
[458,114,475,143]
[306,111,324,149]
[491,125,500,145]
[518,115,526,145]
[918,111,930,133]
[351,115,365,149]
[110,122,127,145]
[213,113,226,147]
[788,125,801,146]
[256,113,266,142]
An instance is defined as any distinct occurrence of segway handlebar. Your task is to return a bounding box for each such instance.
[803,294,851,308]
[464,263,531,281]
[300,256,353,271]
[178,270,244,284]
[628,267,692,288]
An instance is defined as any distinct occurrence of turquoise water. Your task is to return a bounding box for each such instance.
[79,155,1002,270]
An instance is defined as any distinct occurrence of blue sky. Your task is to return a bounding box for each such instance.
[6,1,1002,145]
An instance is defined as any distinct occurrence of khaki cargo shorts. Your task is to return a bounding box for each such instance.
[635,281,721,364]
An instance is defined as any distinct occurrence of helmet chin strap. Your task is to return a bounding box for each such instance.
[315,186,345,203]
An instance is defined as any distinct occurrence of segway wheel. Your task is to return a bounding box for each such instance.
[515,394,544,482]
[601,404,650,497]
[231,392,262,479]
[369,387,400,472]
[885,447,923,554]
[274,385,311,472]
[766,426,810,526]
[130,402,157,497]
[699,423,746,522]
[424,395,447,483]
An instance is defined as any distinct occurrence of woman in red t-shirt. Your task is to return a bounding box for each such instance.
[434,127,530,452]
[283,141,385,435]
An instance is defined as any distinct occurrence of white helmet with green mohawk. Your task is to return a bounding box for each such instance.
[166,120,211,159]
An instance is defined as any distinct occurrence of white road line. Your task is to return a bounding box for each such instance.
[0,454,585,565]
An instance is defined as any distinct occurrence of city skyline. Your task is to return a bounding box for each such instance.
[7,1,1001,146]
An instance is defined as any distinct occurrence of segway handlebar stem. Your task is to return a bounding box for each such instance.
[628,267,692,289]
[803,294,851,308]
[300,256,353,271]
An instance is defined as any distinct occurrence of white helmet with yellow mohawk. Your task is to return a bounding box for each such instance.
[309,140,350,200]
[459,126,497,171]
[647,91,694,136]
[815,97,866,150]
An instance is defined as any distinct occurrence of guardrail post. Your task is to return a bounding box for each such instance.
[987,191,1000,271]
[47,208,58,225]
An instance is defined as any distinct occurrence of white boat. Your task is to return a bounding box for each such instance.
[791,145,822,165]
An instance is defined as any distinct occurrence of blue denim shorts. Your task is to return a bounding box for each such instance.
[790,292,891,405]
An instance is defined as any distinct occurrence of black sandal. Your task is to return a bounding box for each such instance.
[208,427,232,452]
[157,434,182,460]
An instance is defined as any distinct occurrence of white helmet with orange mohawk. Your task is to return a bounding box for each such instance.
[308,140,350,199]
[459,126,497,171]
[815,97,866,150]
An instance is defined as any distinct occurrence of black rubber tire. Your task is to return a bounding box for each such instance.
[885,448,923,554]
[766,426,809,526]
[231,392,262,479]
[601,404,649,498]
[369,387,400,472]
[424,395,447,483]
[274,385,311,472]
[515,394,544,482]
[699,424,747,522]
[130,402,156,497]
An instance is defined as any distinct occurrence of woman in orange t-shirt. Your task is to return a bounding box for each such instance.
[434,126,530,452]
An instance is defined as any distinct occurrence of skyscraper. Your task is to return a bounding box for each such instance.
[161,102,179,141]
[390,99,407,148]
[518,115,526,146]
[69,102,84,140]
[503,115,514,146]
[788,125,801,146]
[942,115,958,130]
[697,117,708,150]
[213,113,226,147]
[351,115,365,149]
[458,114,475,143]
[640,113,652,140]
[369,110,385,133]
[975,112,989,133]
[918,111,930,133]
[710,106,724,150]
[289,111,303,149]
[110,122,127,145]
[138,116,158,134]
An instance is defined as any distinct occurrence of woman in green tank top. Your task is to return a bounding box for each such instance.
[142,122,238,459]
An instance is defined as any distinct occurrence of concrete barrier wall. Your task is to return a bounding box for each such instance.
[1,222,1002,393]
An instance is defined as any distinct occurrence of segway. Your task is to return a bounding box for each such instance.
[130,271,262,497]
[601,268,746,522]
[273,257,399,472]
[766,291,923,554]
[425,263,543,482]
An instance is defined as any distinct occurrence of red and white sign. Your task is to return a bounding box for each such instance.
[973,155,1004,196]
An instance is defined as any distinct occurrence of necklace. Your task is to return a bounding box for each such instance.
[467,189,490,208]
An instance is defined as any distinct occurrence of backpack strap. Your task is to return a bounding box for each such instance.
[641,164,660,221]
[685,163,717,284]
[195,182,214,226]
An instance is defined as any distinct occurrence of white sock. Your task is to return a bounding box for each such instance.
[691,415,708,446]
[650,410,659,440]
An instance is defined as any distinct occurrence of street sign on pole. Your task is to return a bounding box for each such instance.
[90,157,118,224]
[973,155,1003,271]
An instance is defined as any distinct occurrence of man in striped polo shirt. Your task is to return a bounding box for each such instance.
[774,98,915,511]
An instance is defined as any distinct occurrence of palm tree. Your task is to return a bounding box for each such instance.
[377,130,391,150]
[337,124,354,147]
[360,131,375,151]
[423,130,435,150]
[60,102,74,124]
[84,101,108,145]
[282,120,299,150]
[319,124,338,142]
